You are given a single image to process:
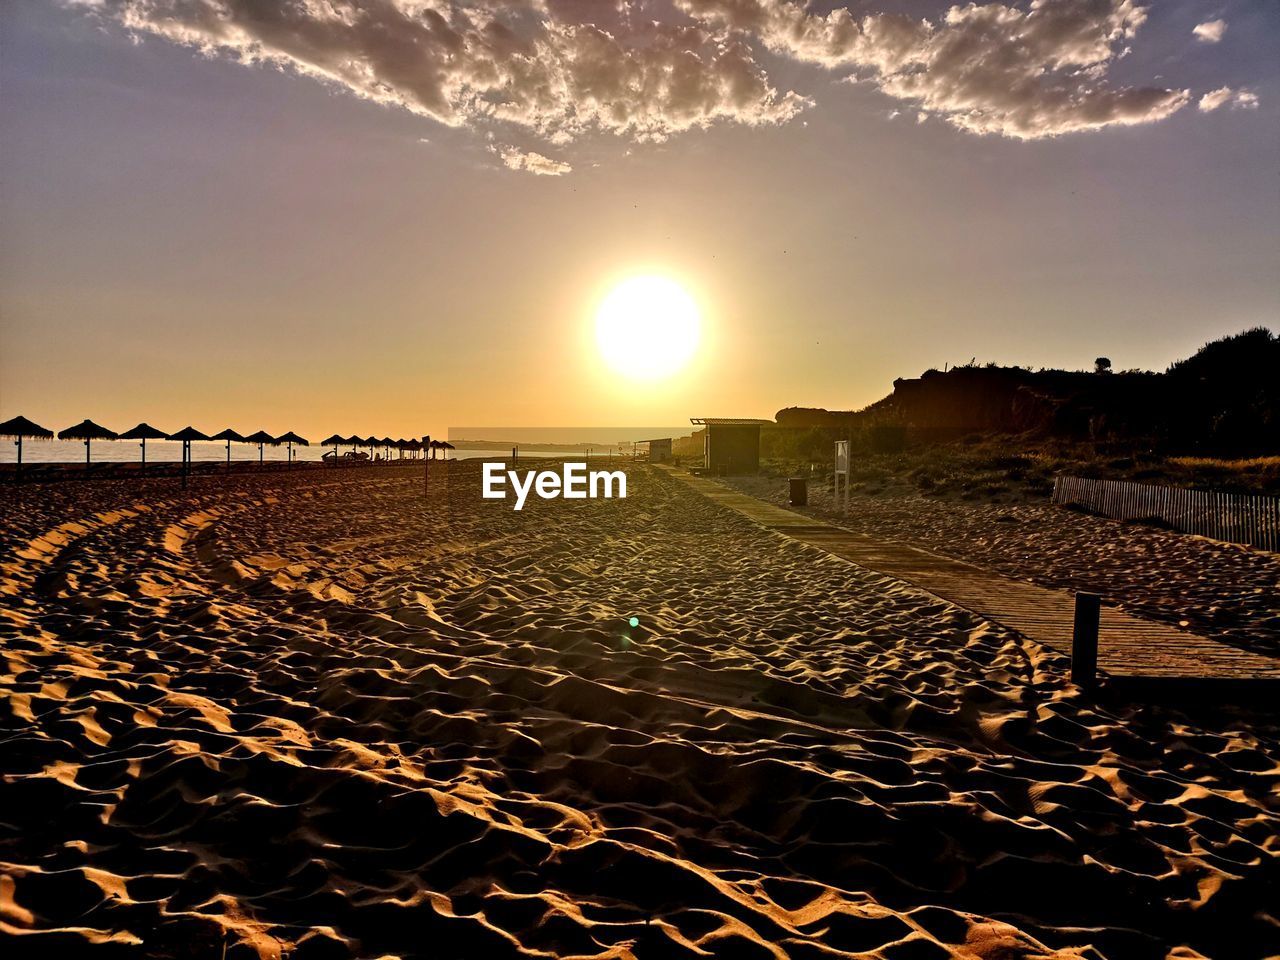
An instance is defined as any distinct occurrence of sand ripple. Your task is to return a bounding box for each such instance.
[2,464,1278,959]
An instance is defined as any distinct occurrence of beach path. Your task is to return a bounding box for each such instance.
[665,467,1280,682]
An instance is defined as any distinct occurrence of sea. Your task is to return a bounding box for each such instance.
[0,440,657,465]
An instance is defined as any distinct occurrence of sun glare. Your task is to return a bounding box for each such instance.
[595,276,701,381]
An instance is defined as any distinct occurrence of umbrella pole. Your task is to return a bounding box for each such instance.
[182,440,188,488]
[226,440,231,470]
[15,436,21,484]
[141,437,146,468]
[85,438,90,469]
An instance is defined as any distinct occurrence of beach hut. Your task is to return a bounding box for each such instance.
[119,423,169,466]
[212,429,248,468]
[59,419,119,466]
[278,431,309,462]
[244,430,279,464]
[690,418,770,474]
[639,437,673,463]
[1,415,54,481]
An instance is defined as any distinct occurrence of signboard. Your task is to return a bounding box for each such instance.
[834,440,851,513]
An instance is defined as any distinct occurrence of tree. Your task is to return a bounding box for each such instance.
[1095,357,1112,374]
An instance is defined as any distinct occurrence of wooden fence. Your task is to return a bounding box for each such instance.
[1052,476,1280,552]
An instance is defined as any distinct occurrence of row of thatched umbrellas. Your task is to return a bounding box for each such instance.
[1,416,454,471]
[318,435,455,462]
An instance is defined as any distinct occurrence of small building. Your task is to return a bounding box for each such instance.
[638,438,673,463]
[690,418,771,474]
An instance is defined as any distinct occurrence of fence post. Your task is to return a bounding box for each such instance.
[1072,592,1100,690]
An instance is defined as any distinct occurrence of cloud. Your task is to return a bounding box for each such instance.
[491,145,572,176]
[1199,87,1259,112]
[66,0,1248,155]
[678,0,1190,138]
[1198,87,1231,112]
[68,0,809,148]
[1192,19,1227,43]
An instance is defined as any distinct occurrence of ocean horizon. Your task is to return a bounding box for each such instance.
[1,439,648,465]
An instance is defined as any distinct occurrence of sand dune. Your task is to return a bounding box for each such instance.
[2,463,1278,959]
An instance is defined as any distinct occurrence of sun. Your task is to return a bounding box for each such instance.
[595,275,701,381]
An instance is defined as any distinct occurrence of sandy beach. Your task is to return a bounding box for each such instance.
[2,463,1278,959]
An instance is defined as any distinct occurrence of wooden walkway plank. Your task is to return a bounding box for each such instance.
[664,468,1280,682]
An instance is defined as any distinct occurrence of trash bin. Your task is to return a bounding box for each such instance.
[789,477,807,506]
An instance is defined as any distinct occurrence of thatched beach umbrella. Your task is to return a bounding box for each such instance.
[212,429,247,468]
[343,435,362,457]
[442,441,455,460]
[59,419,119,466]
[168,426,210,483]
[1,415,54,480]
[245,430,279,464]
[320,434,344,460]
[119,422,169,466]
[277,431,309,462]
[395,438,408,460]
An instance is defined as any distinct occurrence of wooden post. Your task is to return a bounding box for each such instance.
[423,435,430,496]
[1072,592,1100,690]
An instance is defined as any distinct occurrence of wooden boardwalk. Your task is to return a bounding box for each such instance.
[667,469,1280,683]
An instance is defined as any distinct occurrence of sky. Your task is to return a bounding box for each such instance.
[1,0,1277,442]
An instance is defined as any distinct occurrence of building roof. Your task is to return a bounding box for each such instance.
[637,437,673,444]
[689,418,772,426]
